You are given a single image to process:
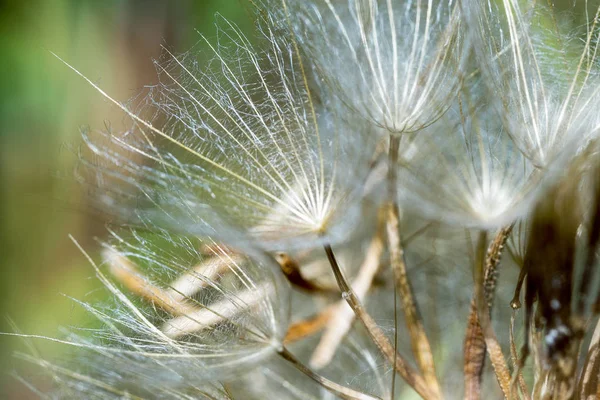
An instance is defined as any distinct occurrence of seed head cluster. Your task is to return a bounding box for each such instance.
[8,1,600,399]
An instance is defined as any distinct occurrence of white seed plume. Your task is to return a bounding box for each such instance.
[74,10,372,252]
[395,79,545,229]
[465,0,600,168]
[10,231,290,398]
[290,0,465,135]
[15,353,235,400]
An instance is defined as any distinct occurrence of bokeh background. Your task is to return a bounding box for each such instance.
[0,1,251,397]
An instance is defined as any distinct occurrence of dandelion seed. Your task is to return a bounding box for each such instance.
[8,230,380,399]
[18,231,288,396]
[73,10,373,253]
[290,0,465,135]
[465,0,600,168]
[102,245,272,340]
[99,230,289,381]
[394,76,544,229]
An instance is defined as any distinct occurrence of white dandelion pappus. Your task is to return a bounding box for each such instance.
[395,78,544,229]
[11,229,289,399]
[71,9,371,253]
[464,0,600,168]
[290,0,465,135]
[15,353,234,400]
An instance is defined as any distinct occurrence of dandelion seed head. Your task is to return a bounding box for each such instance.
[15,0,600,398]
[468,179,513,221]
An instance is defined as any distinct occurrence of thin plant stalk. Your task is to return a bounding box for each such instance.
[310,219,385,369]
[473,231,512,399]
[578,318,600,398]
[464,225,513,399]
[323,244,434,400]
[387,136,442,399]
[277,347,381,400]
[509,312,530,399]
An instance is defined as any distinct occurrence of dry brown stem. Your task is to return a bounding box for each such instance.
[310,223,385,369]
[472,231,512,399]
[463,226,513,399]
[387,136,441,399]
[278,347,381,400]
[509,312,530,400]
[324,244,434,400]
[579,319,600,399]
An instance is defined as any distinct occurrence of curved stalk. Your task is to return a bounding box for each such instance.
[323,244,434,400]
[278,346,380,400]
[310,225,385,369]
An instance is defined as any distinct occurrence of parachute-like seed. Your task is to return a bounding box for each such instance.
[70,10,373,252]
[464,0,600,168]
[289,0,466,135]
[8,231,290,398]
[394,76,547,229]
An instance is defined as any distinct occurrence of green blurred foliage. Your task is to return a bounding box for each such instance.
[0,1,251,397]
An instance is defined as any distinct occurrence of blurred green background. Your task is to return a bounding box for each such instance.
[0,1,250,397]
